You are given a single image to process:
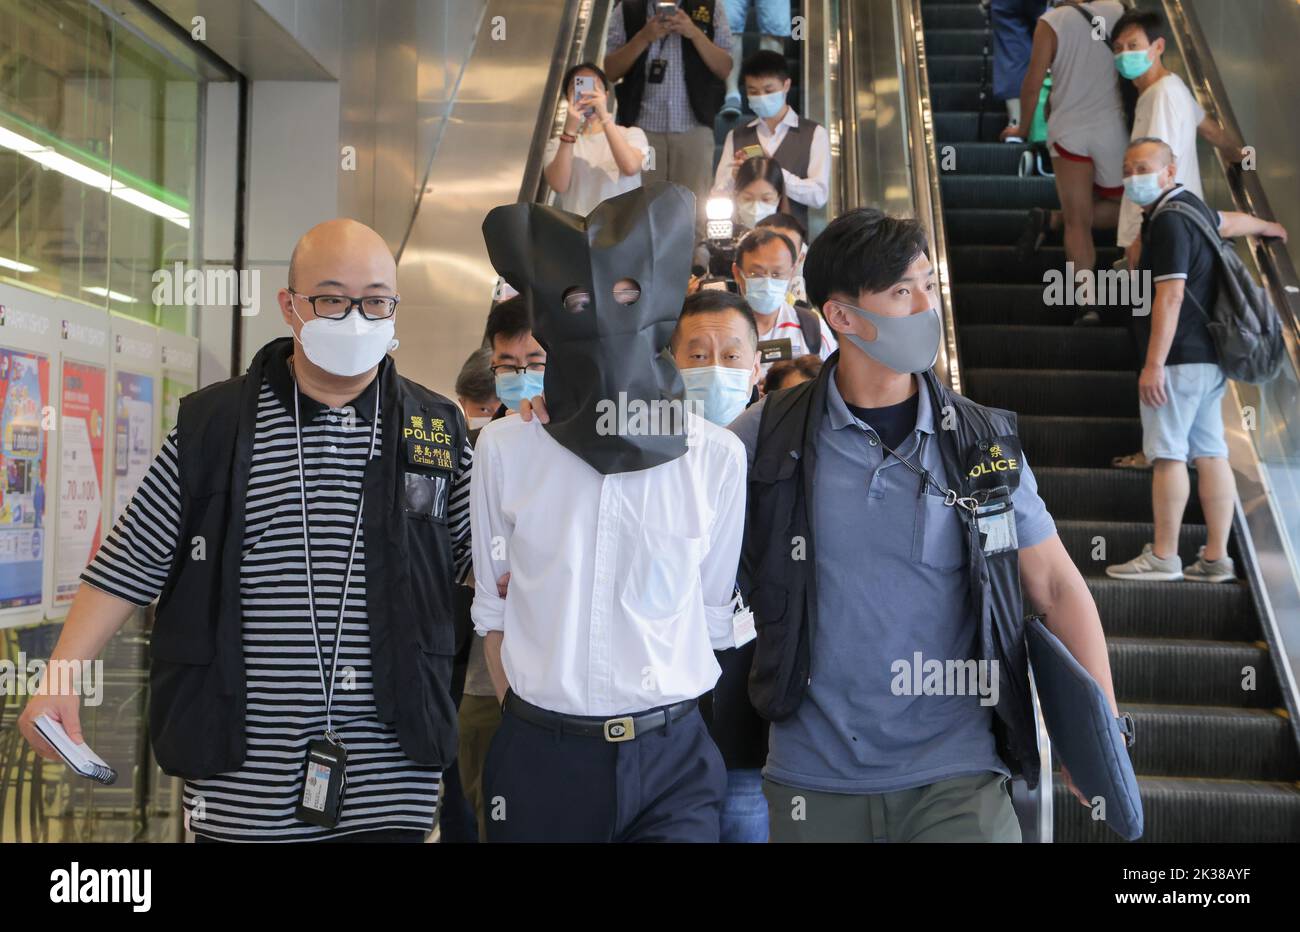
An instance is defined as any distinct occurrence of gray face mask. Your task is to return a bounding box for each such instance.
[832,300,942,374]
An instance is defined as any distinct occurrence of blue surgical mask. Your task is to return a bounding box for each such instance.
[748,90,786,120]
[1123,171,1166,206]
[494,369,545,411]
[1114,50,1154,80]
[743,275,791,315]
[680,365,752,426]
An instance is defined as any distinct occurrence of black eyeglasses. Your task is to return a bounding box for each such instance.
[290,291,399,320]
[490,363,546,377]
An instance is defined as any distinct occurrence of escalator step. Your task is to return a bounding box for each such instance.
[921,3,988,29]
[951,245,1125,283]
[952,283,1064,325]
[946,209,1115,247]
[931,82,988,111]
[1115,705,1299,781]
[1106,638,1278,707]
[940,140,1026,175]
[924,29,991,57]
[1034,466,1202,523]
[964,369,1137,417]
[935,111,1005,143]
[1086,578,1257,640]
[927,54,986,84]
[1018,415,1142,467]
[959,324,1135,371]
[1053,777,1300,843]
[1055,519,1238,573]
[941,175,1059,210]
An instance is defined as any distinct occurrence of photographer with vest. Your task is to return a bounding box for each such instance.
[728,208,1118,842]
[17,219,473,842]
[605,1,734,239]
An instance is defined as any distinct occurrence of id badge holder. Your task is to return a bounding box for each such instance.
[731,589,756,648]
[974,489,1018,556]
[295,737,348,828]
[647,58,668,84]
[757,338,794,365]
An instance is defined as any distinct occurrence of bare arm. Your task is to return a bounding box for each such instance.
[1019,535,1118,715]
[1197,114,1245,163]
[1218,210,1288,243]
[673,10,732,81]
[605,17,666,82]
[543,108,581,194]
[17,584,139,757]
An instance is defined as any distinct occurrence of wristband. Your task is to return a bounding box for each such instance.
[559,133,576,144]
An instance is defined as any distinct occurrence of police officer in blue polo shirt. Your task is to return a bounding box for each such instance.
[729,208,1119,842]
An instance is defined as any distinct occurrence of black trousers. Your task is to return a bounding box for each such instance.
[482,701,726,842]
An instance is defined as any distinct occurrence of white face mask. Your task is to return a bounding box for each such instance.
[467,415,494,430]
[736,200,779,228]
[292,299,397,377]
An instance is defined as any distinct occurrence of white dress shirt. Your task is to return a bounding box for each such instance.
[711,108,831,210]
[470,412,748,717]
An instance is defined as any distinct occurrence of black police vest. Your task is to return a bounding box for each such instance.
[615,0,725,129]
[739,358,1041,787]
[732,116,820,227]
[148,337,465,779]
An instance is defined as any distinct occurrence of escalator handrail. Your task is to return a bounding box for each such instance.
[518,0,612,207]
[1162,0,1300,373]
[897,0,961,395]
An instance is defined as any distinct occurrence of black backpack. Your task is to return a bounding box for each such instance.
[793,302,822,356]
[1151,198,1285,384]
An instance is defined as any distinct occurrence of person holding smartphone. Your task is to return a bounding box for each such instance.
[543,63,648,217]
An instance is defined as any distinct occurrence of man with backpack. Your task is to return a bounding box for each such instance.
[1106,138,1287,584]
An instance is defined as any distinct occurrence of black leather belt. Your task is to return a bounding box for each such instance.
[503,691,696,742]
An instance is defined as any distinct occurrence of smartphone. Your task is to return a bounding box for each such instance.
[656,2,677,18]
[741,144,765,160]
[573,74,597,120]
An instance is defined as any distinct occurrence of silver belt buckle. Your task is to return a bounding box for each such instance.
[603,716,636,743]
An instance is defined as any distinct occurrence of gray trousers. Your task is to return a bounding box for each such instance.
[640,124,717,239]
[763,771,1023,843]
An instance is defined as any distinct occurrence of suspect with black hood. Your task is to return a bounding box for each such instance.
[481,182,696,475]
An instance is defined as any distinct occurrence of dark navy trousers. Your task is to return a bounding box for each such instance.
[482,702,727,842]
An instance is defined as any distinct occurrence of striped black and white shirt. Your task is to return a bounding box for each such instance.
[82,358,472,841]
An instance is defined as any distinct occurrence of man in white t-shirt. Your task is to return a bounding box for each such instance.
[1111,9,1244,267]
[732,228,836,376]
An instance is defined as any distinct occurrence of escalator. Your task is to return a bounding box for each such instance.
[918,0,1300,841]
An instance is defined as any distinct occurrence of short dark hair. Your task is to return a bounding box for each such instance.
[764,353,822,395]
[803,208,929,310]
[483,295,532,350]
[756,212,808,247]
[674,289,760,351]
[735,228,797,268]
[455,347,497,402]
[740,49,789,84]
[1111,10,1165,48]
[735,155,786,200]
[562,61,610,94]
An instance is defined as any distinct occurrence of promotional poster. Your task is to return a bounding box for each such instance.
[54,361,106,607]
[111,371,154,526]
[0,347,49,609]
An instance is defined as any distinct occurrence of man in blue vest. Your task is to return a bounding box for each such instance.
[729,207,1119,841]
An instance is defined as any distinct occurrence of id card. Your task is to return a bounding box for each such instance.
[647,58,668,84]
[975,495,1018,555]
[294,738,347,828]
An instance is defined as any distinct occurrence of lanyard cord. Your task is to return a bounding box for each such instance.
[871,430,984,514]
[293,374,381,742]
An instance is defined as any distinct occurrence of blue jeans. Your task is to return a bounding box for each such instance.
[720,768,769,843]
[725,0,792,37]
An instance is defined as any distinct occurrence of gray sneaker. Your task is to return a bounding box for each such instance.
[1183,546,1235,583]
[1106,543,1184,581]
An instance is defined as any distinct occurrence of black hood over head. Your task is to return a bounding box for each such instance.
[482,182,696,474]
